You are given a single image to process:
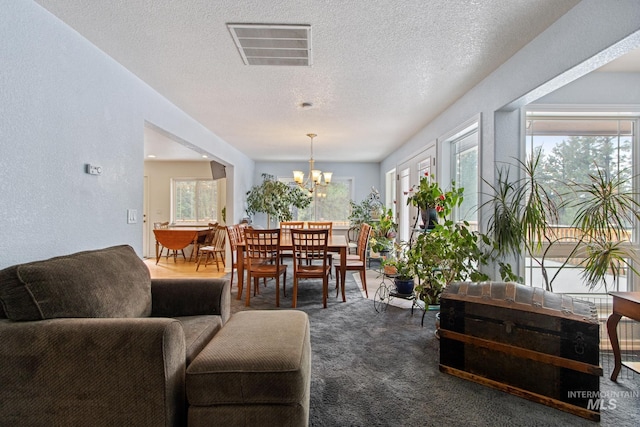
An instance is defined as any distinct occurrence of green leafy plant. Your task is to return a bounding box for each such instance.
[484,152,640,291]
[406,172,464,218]
[348,187,384,225]
[370,208,397,253]
[387,183,500,306]
[409,220,491,305]
[245,173,311,227]
[382,241,415,279]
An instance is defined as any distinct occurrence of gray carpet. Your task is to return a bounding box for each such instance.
[228,269,639,427]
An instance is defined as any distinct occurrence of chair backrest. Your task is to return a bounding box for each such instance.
[290,228,329,269]
[213,225,226,249]
[226,225,241,250]
[347,225,360,243]
[202,224,218,245]
[279,221,305,239]
[307,221,333,233]
[357,223,372,262]
[244,228,281,267]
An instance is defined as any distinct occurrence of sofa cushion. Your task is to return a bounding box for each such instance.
[0,245,152,321]
[177,315,225,364]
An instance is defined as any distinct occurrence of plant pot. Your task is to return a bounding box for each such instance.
[383,265,398,276]
[420,208,438,229]
[394,278,415,295]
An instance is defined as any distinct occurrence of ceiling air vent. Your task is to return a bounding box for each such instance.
[227,24,312,66]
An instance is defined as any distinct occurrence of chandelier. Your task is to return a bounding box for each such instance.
[293,133,332,193]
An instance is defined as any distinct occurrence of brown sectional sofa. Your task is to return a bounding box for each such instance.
[0,245,310,426]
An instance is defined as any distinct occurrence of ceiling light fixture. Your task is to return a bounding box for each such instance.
[293,133,332,194]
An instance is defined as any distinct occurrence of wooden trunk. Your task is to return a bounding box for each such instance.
[439,282,602,421]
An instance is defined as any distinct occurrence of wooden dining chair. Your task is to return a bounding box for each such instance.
[279,221,305,263]
[307,221,333,232]
[291,228,331,308]
[306,221,335,276]
[196,225,226,271]
[334,223,372,298]
[191,222,217,262]
[243,228,287,307]
[347,224,360,255]
[225,224,245,293]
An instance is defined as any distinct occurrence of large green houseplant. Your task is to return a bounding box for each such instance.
[388,178,494,306]
[245,173,311,227]
[484,152,640,292]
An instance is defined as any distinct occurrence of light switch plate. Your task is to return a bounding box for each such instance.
[86,164,102,175]
[127,209,138,224]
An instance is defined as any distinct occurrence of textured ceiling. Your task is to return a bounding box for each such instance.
[34,0,589,162]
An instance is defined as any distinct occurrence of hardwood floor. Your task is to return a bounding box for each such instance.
[144,257,227,279]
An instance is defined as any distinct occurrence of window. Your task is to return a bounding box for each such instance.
[284,177,353,226]
[452,132,479,225]
[171,178,218,225]
[443,122,479,227]
[525,112,638,293]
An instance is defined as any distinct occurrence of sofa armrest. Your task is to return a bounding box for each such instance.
[151,278,230,324]
[0,317,186,426]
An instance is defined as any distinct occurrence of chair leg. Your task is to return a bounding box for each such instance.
[275,276,280,307]
[282,273,287,297]
[292,277,298,308]
[359,269,368,298]
[334,266,341,297]
[322,275,328,308]
[245,274,252,307]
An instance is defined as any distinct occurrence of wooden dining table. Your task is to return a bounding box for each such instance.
[153,226,210,264]
[235,234,349,304]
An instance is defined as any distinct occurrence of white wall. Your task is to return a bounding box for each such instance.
[0,1,254,268]
[534,72,640,105]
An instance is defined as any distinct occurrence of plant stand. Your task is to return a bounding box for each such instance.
[373,271,426,324]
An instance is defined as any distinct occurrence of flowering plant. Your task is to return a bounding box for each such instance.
[405,172,463,219]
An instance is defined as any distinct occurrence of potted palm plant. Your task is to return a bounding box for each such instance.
[484,152,640,292]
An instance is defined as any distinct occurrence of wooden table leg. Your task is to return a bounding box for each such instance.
[236,246,244,300]
[155,240,161,264]
[607,312,623,381]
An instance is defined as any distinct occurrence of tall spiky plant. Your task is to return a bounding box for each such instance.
[483,151,563,291]
[569,167,640,290]
[484,152,640,292]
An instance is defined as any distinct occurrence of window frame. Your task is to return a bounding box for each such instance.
[523,107,640,293]
[170,177,219,226]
